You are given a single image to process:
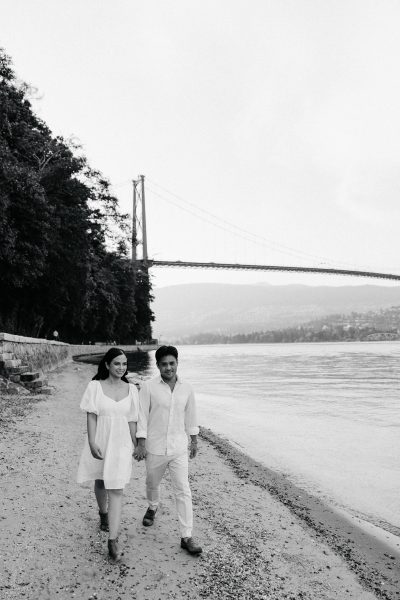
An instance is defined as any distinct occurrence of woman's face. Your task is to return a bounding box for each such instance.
[107,354,127,379]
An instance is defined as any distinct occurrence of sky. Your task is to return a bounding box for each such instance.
[2,0,400,289]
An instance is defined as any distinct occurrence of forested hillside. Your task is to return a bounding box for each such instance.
[177,305,400,344]
[0,49,153,342]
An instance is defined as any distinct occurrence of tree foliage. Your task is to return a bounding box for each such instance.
[0,49,154,342]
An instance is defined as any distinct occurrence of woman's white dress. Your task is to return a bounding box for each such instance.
[77,380,139,489]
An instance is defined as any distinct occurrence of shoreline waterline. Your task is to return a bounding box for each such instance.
[226,430,400,543]
[203,423,400,546]
[200,427,400,598]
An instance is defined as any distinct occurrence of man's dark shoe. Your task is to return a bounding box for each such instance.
[142,507,157,527]
[181,537,202,555]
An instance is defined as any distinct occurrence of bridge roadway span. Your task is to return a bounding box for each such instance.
[146,259,400,282]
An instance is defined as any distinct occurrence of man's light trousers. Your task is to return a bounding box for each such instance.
[145,452,193,538]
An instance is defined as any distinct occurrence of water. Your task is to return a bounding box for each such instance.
[82,342,400,535]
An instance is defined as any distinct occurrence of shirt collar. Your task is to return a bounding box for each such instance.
[157,374,180,385]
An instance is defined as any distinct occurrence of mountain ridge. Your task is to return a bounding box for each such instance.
[151,282,400,339]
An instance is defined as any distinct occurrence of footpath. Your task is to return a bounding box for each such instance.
[0,361,396,600]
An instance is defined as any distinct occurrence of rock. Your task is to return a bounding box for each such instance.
[23,379,45,390]
[1,380,30,395]
[20,372,41,382]
[3,359,22,368]
[34,387,52,395]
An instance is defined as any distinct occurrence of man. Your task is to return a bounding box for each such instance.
[134,345,202,555]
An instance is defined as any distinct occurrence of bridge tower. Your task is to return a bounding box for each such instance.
[132,175,148,269]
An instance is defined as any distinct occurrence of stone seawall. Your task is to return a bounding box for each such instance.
[0,333,155,374]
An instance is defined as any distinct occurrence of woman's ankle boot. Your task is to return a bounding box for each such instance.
[99,511,109,532]
[108,538,121,561]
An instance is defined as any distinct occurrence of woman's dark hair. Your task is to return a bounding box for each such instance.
[92,348,129,382]
[155,345,178,363]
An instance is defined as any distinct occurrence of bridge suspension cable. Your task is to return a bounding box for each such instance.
[146,178,372,271]
[131,176,400,282]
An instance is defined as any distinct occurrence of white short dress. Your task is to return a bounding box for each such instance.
[77,380,139,489]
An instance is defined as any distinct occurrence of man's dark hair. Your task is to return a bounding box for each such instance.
[155,345,178,363]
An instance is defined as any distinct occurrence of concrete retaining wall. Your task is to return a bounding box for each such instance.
[0,333,155,374]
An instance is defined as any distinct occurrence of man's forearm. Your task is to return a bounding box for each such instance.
[129,422,137,447]
[189,434,198,459]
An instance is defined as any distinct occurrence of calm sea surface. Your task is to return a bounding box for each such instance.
[122,342,399,534]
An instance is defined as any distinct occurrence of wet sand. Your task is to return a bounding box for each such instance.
[0,361,398,599]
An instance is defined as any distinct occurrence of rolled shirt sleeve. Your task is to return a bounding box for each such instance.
[136,381,150,439]
[127,384,139,423]
[184,386,200,436]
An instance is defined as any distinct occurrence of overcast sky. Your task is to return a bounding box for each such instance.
[3,0,400,288]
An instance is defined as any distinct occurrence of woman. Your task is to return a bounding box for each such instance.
[77,348,138,561]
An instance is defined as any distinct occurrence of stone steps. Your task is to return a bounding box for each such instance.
[4,365,30,375]
[0,377,31,395]
[0,351,50,395]
[23,378,48,390]
[20,371,41,382]
[32,386,52,395]
[0,359,21,373]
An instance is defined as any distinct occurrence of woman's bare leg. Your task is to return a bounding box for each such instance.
[94,479,108,513]
[107,489,124,539]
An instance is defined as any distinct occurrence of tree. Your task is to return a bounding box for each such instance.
[0,48,154,341]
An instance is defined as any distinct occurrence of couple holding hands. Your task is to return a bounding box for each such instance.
[77,345,202,561]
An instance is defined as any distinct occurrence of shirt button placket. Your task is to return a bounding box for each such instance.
[166,387,174,455]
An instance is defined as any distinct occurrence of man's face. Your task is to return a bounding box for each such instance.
[157,355,178,381]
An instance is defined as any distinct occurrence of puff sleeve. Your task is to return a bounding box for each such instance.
[127,384,139,422]
[79,381,98,414]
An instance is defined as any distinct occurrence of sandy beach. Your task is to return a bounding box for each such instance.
[0,361,399,600]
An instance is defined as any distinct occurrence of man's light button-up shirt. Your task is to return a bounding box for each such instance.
[137,375,199,456]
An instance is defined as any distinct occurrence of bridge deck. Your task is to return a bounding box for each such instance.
[141,260,400,282]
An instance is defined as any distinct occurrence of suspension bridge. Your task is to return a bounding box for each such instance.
[131,176,400,283]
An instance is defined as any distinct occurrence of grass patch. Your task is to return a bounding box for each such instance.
[0,393,45,430]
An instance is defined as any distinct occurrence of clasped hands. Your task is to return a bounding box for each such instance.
[133,443,147,461]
